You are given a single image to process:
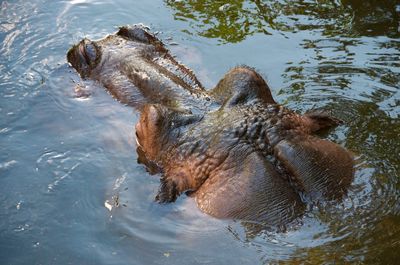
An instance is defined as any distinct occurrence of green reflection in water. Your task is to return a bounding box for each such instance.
[166,0,399,42]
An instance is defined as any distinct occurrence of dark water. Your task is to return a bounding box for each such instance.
[1,0,399,264]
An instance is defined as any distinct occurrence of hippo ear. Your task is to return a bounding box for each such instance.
[304,111,343,133]
[274,136,354,201]
[211,66,276,107]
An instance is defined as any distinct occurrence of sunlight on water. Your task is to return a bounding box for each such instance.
[0,0,399,264]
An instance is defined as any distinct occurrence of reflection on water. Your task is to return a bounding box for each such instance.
[166,0,400,42]
[1,0,399,264]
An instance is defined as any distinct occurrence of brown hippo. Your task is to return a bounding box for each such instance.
[67,25,354,226]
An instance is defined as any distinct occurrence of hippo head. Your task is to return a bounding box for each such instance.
[135,96,352,224]
[134,102,310,223]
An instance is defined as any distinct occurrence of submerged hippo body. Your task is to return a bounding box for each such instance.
[68,25,354,226]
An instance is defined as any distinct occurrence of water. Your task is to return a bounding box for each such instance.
[1,0,399,264]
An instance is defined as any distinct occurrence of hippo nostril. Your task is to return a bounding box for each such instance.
[77,39,99,68]
[84,42,97,65]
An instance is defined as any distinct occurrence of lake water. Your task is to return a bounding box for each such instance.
[1,0,399,264]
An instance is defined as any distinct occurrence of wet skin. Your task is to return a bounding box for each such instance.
[67,25,354,226]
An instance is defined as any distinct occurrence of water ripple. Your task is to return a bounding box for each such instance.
[1,0,399,264]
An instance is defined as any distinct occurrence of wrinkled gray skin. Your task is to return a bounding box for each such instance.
[67,25,354,226]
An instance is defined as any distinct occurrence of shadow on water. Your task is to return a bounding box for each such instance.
[166,0,400,43]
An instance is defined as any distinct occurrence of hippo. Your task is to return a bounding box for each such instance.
[67,25,354,226]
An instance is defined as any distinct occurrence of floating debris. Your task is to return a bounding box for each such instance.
[104,194,121,211]
[113,195,120,207]
[113,173,127,190]
[104,200,113,211]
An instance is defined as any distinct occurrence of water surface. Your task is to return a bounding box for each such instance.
[1,0,399,264]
